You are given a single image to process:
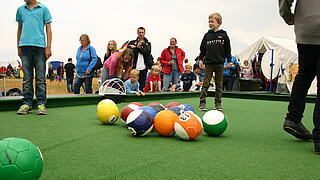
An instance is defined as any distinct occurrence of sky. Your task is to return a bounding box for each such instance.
[0,0,296,65]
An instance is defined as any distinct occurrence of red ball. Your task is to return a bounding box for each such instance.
[120,103,141,123]
[165,102,180,108]
[147,102,163,106]
[130,102,144,107]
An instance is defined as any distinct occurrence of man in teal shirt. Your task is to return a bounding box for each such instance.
[16,0,52,115]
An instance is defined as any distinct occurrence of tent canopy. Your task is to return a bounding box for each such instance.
[237,37,297,69]
[237,37,316,94]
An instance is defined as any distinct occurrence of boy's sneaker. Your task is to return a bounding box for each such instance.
[199,102,207,111]
[17,105,32,115]
[215,104,223,111]
[36,104,47,115]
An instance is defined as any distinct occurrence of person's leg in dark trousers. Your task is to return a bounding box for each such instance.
[200,65,214,110]
[214,63,224,110]
[223,76,233,91]
[20,46,35,106]
[85,76,93,94]
[66,77,72,92]
[138,69,148,91]
[70,76,74,92]
[284,44,318,141]
[73,77,85,94]
[33,47,47,105]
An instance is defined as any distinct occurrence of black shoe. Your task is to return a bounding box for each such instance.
[199,102,207,111]
[314,142,320,155]
[283,119,313,140]
[215,104,223,111]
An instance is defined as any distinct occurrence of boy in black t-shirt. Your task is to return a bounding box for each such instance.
[64,58,75,92]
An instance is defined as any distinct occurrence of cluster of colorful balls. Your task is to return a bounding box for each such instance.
[96,99,228,140]
[116,101,229,140]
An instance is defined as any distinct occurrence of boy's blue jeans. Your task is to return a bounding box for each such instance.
[20,46,47,106]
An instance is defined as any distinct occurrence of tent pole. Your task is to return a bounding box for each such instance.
[270,49,274,92]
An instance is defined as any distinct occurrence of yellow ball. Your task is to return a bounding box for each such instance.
[97,100,119,124]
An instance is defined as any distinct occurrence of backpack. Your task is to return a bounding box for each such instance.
[89,48,103,71]
[230,64,241,78]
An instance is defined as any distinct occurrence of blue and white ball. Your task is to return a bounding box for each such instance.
[178,104,195,113]
[126,110,154,137]
[167,106,184,116]
[138,106,157,119]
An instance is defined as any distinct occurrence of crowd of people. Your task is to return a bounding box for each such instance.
[45,27,260,96]
[13,0,263,115]
[0,63,22,78]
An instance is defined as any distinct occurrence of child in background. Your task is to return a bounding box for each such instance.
[179,63,197,92]
[241,60,253,78]
[125,69,145,96]
[143,65,162,92]
[199,12,232,111]
[193,63,204,90]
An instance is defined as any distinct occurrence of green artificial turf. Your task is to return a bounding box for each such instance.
[0,97,319,179]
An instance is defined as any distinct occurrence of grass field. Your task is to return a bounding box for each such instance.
[0,78,99,95]
[1,96,320,179]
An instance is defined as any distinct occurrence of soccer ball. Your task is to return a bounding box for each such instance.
[174,112,203,140]
[126,110,154,137]
[202,110,228,136]
[0,138,44,180]
[97,99,119,124]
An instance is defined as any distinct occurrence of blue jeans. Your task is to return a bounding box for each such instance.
[20,46,46,106]
[162,70,181,91]
[100,68,109,87]
[73,76,93,94]
[66,77,74,92]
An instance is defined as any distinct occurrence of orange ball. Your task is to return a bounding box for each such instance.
[174,112,203,140]
[154,110,180,136]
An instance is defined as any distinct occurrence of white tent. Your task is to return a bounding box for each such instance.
[237,37,316,94]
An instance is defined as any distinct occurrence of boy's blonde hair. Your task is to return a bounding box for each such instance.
[152,65,160,71]
[209,13,222,25]
[130,69,140,77]
[185,63,193,69]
